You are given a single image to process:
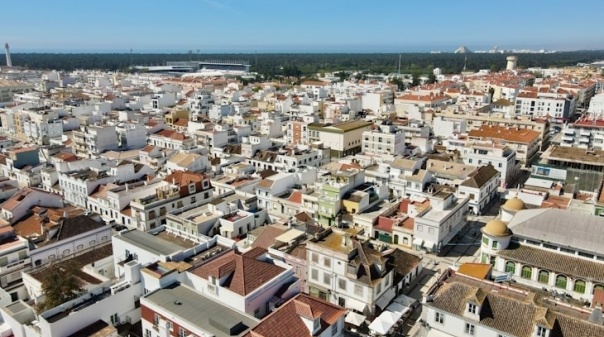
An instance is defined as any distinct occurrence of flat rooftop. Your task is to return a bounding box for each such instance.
[144,283,257,337]
[115,229,186,256]
[543,146,604,166]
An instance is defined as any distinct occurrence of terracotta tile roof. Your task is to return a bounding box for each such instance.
[468,125,540,144]
[432,274,604,337]
[499,243,604,283]
[257,179,274,189]
[54,152,79,162]
[287,191,303,204]
[163,171,205,187]
[140,145,155,153]
[174,118,188,127]
[375,216,394,233]
[251,225,288,250]
[190,249,285,296]
[243,293,346,337]
[592,288,604,309]
[460,164,499,188]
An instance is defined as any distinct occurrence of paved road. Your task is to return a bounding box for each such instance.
[400,201,501,336]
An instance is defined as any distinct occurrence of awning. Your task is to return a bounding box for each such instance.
[345,296,367,313]
[375,287,396,309]
[345,311,366,326]
[413,237,424,246]
[393,294,418,308]
[368,316,393,336]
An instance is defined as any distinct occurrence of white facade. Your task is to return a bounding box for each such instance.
[413,192,470,254]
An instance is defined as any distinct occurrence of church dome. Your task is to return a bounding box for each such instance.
[503,197,525,211]
[481,219,512,237]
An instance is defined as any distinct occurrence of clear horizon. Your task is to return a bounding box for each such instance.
[3,0,604,53]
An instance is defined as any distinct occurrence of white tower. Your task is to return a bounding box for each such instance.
[506,55,518,71]
[4,43,12,67]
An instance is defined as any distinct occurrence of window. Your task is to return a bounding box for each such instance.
[468,303,477,314]
[166,321,173,331]
[179,327,187,337]
[521,265,532,279]
[154,313,160,326]
[538,270,550,284]
[312,253,319,263]
[492,241,498,249]
[323,272,331,285]
[505,261,516,274]
[145,329,152,337]
[555,275,567,289]
[311,269,319,281]
[376,283,381,294]
[338,279,346,290]
[482,236,489,245]
[324,257,331,268]
[435,312,444,324]
[574,280,586,294]
[354,284,363,296]
[465,323,475,335]
[536,326,547,337]
[331,324,338,335]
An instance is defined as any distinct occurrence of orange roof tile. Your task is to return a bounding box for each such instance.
[190,248,285,296]
[244,293,346,337]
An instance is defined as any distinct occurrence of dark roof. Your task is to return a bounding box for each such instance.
[460,163,500,188]
[30,243,113,285]
[390,248,422,284]
[54,215,105,242]
[258,169,278,179]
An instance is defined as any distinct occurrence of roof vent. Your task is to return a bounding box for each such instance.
[174,301,182,305]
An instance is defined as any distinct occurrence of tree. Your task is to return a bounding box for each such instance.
[37,261,83,313]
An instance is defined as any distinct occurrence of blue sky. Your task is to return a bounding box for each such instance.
[4,0,604,53]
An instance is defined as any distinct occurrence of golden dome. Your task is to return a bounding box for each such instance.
[503,197,525,211]
[481,219,512,237]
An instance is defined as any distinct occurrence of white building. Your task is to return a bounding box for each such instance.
[362,123,405,156]
[421,268,604,337]
[515,91,576,122]
[305,229,421,316]
[481,204,604,303]
[413,186,470,254]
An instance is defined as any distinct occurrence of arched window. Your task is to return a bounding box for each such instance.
[538,270,550,284]
[521,265,532,279]
[505,261,516,274]
[594,284,604,294]
[555,275,568,289]
[574,280,586,294]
